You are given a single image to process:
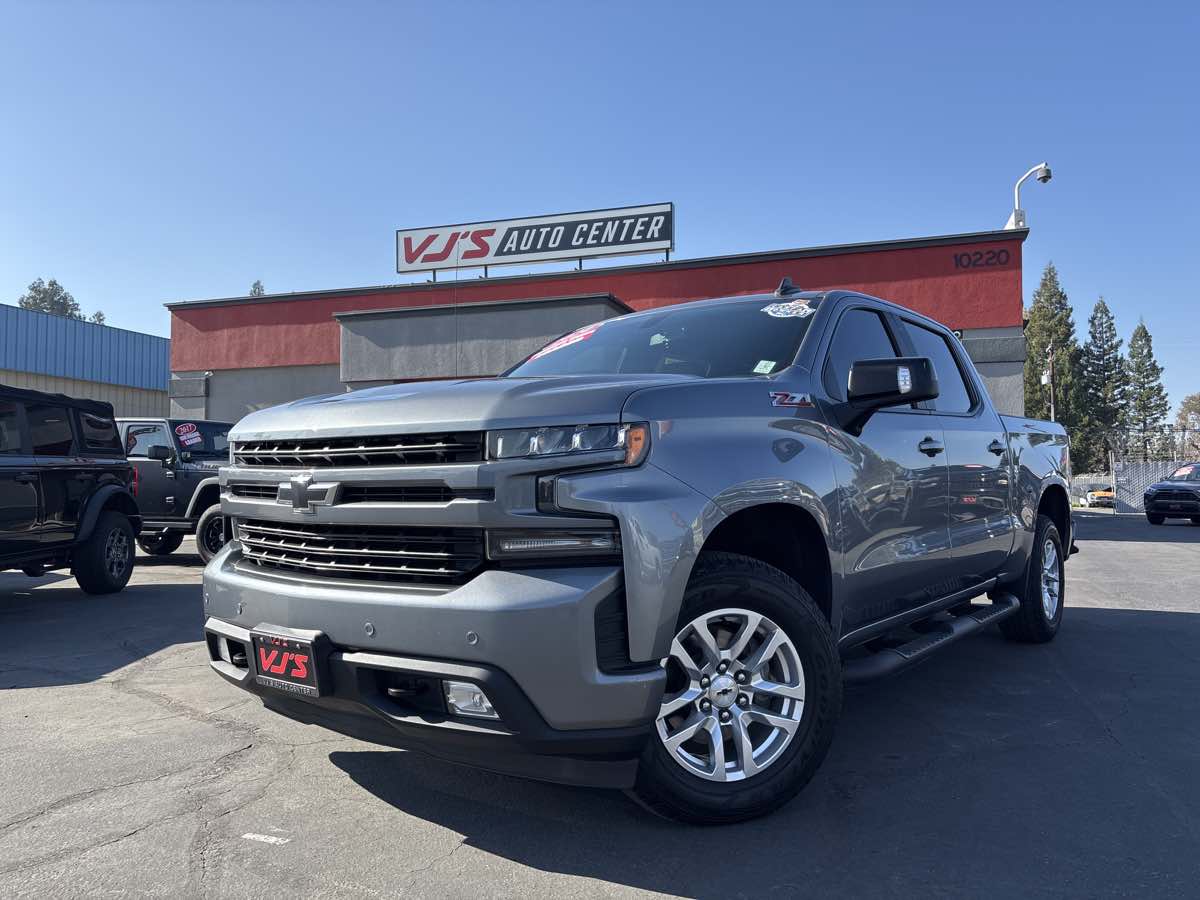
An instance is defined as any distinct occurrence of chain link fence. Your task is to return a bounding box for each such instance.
[1110,428,1198,513]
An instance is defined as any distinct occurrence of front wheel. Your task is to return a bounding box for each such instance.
[999,514,1064,643]
[195,506,226,564]
[1147,514,1165,525]
[631,552,841,825]
[72,511,136,594]
[137,531,184,556]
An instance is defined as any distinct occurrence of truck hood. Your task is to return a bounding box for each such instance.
[229,374,695,440]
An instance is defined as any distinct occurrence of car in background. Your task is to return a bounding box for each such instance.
[1,384,141,592]
[1144,463,1200,525]
[116,417,233,562]
[1084,485,1115,508]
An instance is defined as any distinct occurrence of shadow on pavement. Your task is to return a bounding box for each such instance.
[0,576,202,689]
[331,606,1200,897]
[1073,510,1200,543]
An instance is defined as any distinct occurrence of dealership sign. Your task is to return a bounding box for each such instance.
[396,203,673,273]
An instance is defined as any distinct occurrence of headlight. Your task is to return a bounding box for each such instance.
[486,527,621,561]
[487,422,649,467]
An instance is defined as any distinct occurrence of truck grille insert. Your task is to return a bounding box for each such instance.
[233,432,485,468]
[236,518,484,584]
[1152,490,1198,503]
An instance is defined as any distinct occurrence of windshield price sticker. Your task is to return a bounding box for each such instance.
[762,301,814,318]
[179,431,202,446]
[175,423,198,436]
[528,322,602,361]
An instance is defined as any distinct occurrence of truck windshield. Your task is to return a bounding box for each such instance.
[170,420,231,459]
[507,297,821,379]
[1168,463,1200,481]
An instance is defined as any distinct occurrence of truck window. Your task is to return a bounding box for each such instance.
[77,411,123,453]
[902,320,974,413]
[26,403,75,456]
[125,423,171,457]
[822,308,898,401]
[0,400,22,454]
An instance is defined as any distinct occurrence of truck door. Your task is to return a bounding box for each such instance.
[0,398,41,559]
[816,306,955,634]
[123,422,176,520]
[26,401,84,547]
[897,317,1015,583]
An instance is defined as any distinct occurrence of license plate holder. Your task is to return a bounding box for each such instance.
[251,626,331,698]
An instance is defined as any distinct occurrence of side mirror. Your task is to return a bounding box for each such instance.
[147,444,173,463]
[840,356,939,435]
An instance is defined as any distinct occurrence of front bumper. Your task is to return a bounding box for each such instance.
[202,546,666,787]
[1145,496,1199,516]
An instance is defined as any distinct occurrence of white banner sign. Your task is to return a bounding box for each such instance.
[396,203,674,273]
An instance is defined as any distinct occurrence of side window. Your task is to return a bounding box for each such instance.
[0,400,23,454]
[902,321,974,413]
[823,308,899,401]
[77,411,123,453]
[125,423,171,457]
[27,403,75,456]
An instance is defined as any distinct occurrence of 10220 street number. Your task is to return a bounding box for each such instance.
[953,248,1010,269]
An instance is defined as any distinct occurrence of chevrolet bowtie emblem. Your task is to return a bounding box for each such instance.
[277,476,336,514]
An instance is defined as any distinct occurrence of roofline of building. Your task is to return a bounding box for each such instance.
[0,302,170,343]
[333,292,632,321]
[164,228,1029,312]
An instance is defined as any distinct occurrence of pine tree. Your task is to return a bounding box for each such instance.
[1127,320,1170,453]
[249,280,265,296]
[1023,262,1083,435]
[1076,297,1129,471]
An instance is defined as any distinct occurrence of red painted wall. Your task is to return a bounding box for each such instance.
[170,234,1023,372]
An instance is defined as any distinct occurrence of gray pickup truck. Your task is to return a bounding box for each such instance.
[202,284,1072,824]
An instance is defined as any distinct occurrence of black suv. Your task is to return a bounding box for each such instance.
[1144,462,1200,524]
[1,384,141,593]
[116,417,232,562]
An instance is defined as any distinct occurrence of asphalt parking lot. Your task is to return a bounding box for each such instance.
[2,514,1199,898]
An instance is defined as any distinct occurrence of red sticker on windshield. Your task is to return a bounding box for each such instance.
[175,423,198,436]
[528,322,601,361]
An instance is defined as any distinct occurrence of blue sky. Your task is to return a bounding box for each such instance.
[1,1,1196,410]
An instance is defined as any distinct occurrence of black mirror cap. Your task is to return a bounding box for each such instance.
[147,444,173,462]
[848,356,939,407]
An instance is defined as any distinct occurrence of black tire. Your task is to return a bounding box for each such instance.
[630,551,841,825]
[195,505,226,564]
[1147,514,1165,525]
[72,511,135,594]
[999,514,1064,644]
[137,532,184,556]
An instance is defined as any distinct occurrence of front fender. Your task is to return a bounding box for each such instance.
[184,476,222,518]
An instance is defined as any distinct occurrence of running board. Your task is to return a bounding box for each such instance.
[842,593,1021,684]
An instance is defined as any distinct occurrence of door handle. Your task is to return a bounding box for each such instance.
[14,472,37,484]
[988,439,1006,456]
[918,437,944,457]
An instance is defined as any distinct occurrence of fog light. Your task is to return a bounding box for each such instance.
[443,680,499,719]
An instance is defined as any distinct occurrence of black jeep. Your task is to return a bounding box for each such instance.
[1,384,141,593]
[117,418,232,562]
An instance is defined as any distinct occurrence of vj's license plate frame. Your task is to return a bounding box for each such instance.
[251,627,331,698]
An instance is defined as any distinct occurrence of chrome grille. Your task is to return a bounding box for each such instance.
[228,484,278,499]
[1152,490,1199,502]
[340,485,493,503]
[233,432,484,468]
[236,518,484,584]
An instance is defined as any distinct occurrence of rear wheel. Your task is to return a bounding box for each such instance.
[631,552,840,825]
[1147,514,1165,525]
[195,505,226,564]
[137,531,184,556]
[72,511,135,594]
[999,514,1064,644]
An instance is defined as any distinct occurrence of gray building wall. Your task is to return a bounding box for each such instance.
[170,365,346,423]
[959,326,1025,417]
[337,294,630,385]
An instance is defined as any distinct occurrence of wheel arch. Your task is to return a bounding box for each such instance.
[77,486,142,542]
[697,502,834,626]
[184,477,222,520]
[1038,482,1071,548]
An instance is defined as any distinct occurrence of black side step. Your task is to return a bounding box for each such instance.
[842,593,1021,684]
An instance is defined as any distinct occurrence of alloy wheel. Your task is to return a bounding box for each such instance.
[1040,538,1061,619]
[104,528,130,580]
[656,608,805,782]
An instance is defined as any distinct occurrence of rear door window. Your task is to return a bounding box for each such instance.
[27,404,75,456]
[77,410,123,453]
[822,308,899,401]
[0,400,24,454]
[901,320,975,413]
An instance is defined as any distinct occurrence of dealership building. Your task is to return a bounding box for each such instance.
[166,213,1030,422]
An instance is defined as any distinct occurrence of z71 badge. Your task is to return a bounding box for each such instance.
[769,391,813,408]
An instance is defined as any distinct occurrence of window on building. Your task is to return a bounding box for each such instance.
[822,308,899,401]
[0,401,23,454]
[27,404,75,456]
[902,320,975,414]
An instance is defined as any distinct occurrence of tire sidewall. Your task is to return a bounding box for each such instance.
[196,506,225,563]
[1028,518,1065,635]
[75,512,135,593]
[635,555,840,822]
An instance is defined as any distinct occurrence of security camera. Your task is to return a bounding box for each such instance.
[1036,165,1052,184]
